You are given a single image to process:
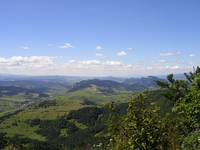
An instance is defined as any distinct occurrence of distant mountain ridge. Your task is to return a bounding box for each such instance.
[123,76,160,87]
[70,76,163,93]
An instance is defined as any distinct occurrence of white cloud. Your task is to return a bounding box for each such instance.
[117,51,127,56]
[95,53,103,57]
[61,59,134,76]
[189,54,195,57]
[78,60,100,65]
[159,59,166,63]
[0,56,54,68]
[105,61,122,65]
[59,43,73,49]
[170,65,180,70]
[96,46,103,51]
[21,46,30,50]
[127,48,134,51]
[66,60,123,66]
[68,59,76,63]
[147,67,153,70]
[62,60,191,76]
[0,56,194,76]
[160,51,181,57]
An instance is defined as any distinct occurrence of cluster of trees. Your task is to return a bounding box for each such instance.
[0,107,108,150]
[106,67,200,150]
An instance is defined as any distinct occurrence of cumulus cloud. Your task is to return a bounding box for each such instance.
[95,53,103,57]
[170,65,180,70]
[78,60,101,65]
[117,51,127,56]
[159,59,166,63]
[160,51,181,57]
[0,56,194,76]
[66,60,123,66]
[127,48,134,51]
[165,65,180,70]
[61,59,134,76]
[0,56,54,68]
[59,43,73,49]
[96,46,103,51]
[189,54,195,57]
[21,46,30,50]
[144,65,191,76]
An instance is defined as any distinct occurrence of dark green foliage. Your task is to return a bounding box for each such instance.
[107,95,172,150]
[0,86,44,96]
[0,132,8,149]
[184,66,200,83]
[124,95,168,150]
[106,67,200,150]
[8,136,59,150]
[35,100,56,108]
[171,69,200,149]
[67,107,105,126]
[156,74,189,103]
[81,99,96,105]
[28,118,41,126]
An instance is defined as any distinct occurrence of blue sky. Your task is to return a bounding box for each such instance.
[0,0,199,76]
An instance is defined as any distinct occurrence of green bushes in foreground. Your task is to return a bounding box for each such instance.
[106,67,200,150]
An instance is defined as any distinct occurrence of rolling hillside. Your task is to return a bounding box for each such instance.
[0,75,167,149]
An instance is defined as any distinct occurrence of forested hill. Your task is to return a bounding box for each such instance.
[70,76,162,93]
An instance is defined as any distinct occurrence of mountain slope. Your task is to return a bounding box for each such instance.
[70,76,161,93]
